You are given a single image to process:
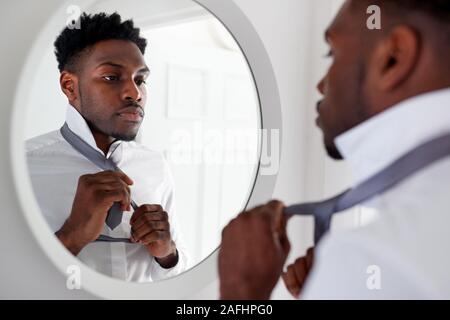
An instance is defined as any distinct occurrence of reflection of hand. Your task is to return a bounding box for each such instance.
[282,247,314,299]
[56,170,133,255]
[130,204,178,268]
[219,200,291,300]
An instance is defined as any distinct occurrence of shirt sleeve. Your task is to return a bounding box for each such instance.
[301,230,428,300]
[150,157,190,280]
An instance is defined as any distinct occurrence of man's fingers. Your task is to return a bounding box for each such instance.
[130,204,164,223]
[306,247,314,270]
[282,256,310,299]
[87,170,134,185]
[95,181,131,211]
[264,200,291,257]
[233,200,291,258]
[99,188,131,209]
[136,230,170,245]
[293,257,307,288]
[82,171,134,211]
[98,170,134,185]
[241,200,284,220]
[130,206,145,223]
[278,229,291,257]
[132,211,168,228]
[131,205,165,223]
[266,199,285,212]
[114,170,134,185]
[97,181,131,195]
[263,200,285,228]
[239,204,264,216]
[131,220,169,240]
[282,265,301,298]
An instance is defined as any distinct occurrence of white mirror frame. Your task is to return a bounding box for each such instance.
[7,0,281,299]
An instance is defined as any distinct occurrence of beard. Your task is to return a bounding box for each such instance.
[325,142,344,160]
[322,62,369,161]
[78,87,141,142]
[84,116,138,142]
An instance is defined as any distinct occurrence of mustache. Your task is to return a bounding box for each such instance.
[316,100,323,113]
[117,102,145,117]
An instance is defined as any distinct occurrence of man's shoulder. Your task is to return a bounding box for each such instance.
[26,130,65,156]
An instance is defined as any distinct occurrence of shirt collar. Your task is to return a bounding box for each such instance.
[335,88,450,186]
[65,105,123,158]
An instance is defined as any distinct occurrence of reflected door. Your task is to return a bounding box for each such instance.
[140,19,259,266]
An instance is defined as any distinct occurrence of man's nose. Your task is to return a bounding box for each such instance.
[316,77,325,95]
[122,79,142,102]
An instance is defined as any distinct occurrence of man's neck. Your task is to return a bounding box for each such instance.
[89,127,116,156]
[335,88,450,187]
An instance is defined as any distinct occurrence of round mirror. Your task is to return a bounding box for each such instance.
[24,0,259,281]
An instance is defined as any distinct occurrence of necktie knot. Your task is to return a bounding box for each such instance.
[60,123,134,232]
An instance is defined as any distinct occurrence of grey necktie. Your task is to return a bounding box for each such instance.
[285,132,450,244]
[60,123,138,242]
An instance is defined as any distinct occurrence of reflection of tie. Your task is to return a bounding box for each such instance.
[60,123,138,232]
[285,133,450,244]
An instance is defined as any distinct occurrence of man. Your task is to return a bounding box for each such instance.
[219,0,450,299]
[26,12,188,282]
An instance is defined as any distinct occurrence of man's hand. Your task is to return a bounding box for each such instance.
[56,170,133,255]
[130,204,178,268]
[282,247,314,299]
[219,200,291,300]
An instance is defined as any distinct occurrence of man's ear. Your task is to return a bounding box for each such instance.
[60,71,80,108]
[370,25,420,92]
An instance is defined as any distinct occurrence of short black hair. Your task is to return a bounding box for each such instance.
[54,12,147,73]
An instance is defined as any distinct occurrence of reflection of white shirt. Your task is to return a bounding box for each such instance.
[26,105,189,282]
[303,88,450,299]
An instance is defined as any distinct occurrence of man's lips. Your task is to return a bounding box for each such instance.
[315,100,322,127]
[118,113,142,122]
[116,106,144,122]
[315,116,322,128]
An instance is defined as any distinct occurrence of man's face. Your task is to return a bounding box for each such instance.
[74,39,149,141]
[316,1,372,159]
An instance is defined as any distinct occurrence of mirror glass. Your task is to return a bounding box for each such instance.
[24,0,260,282]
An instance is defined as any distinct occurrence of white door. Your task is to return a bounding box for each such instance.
[140,19,260,266]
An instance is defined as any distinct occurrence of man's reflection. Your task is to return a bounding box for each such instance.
[26,12,188,282]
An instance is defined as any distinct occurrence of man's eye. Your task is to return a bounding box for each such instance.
[136,79,147,86]
[324,50,333,58]
[103,75,118,81]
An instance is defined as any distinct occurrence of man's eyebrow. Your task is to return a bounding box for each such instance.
[324,29,331,43]
[96,61,123,69]
[95,61,150,73]
[138,65,150,74]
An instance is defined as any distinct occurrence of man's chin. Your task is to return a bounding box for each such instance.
[111,131,138,142]
[325,143,344,160]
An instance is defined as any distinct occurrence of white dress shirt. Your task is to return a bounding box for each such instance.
[302,88,450,299]
[26,105,189,282]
